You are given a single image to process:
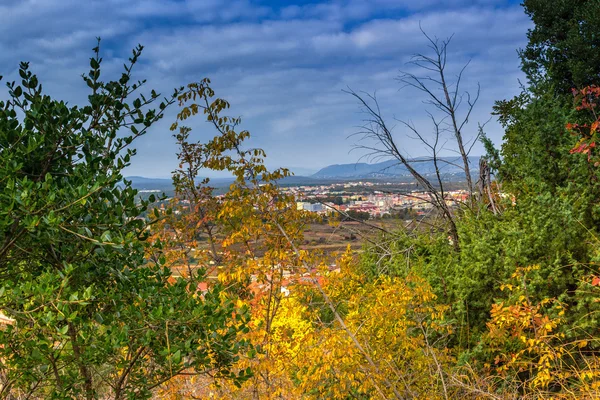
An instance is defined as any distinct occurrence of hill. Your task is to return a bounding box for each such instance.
[312,157,479,179]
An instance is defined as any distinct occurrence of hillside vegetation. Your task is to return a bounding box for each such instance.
[1,1,600,399]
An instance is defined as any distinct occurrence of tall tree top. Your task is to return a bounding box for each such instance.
[522,0,600,93]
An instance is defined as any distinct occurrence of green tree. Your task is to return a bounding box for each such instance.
[521,0,600,94]
[345,210,370,221]
[0,42,250,399]
[414,0,600,358]
[496,0,600,192]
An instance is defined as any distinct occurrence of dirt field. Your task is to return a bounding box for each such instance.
[301,220,405,254]
[173,219,407,278]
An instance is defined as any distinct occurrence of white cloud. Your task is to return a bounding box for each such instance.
[0,0,532,177]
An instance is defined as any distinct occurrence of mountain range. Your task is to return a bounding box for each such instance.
[126,156,479,193]
[311,157,478,179]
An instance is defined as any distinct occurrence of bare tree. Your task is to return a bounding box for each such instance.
[477,155,499,215]
[399,30,480,198]
[346,29,483,251]
[346,89,461,250]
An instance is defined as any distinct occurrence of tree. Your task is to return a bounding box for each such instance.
[521,0,600,94]
[158,78,458,399]
[347,30,482,250]
[345,210,370,221]
[495,0,600,191]
[0,42,251,399]
[151,78,315,398]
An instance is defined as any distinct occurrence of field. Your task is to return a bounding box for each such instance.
[301,220,406,254]
[173,219,407,278]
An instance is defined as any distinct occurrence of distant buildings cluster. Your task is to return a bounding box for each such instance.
[285,182,469,218]
[296,202,324,212]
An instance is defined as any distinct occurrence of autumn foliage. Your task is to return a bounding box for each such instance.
[138,69,600,399]
[568,86,600,162]
[5,3,600,398]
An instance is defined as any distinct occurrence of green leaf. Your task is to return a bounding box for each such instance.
[100,230,112,243]
[172,349,181,364]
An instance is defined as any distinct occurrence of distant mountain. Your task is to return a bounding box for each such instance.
[126,175,321,191]
[126,176,241,187]
[286,166,319,176]
[125,176,236,195]
[125,176,173,191]
[312,157,480,179]
[125,157,478,193]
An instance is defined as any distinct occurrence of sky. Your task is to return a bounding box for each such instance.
[0,0,532,178]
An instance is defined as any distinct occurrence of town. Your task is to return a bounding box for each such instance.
[282,181,470,218]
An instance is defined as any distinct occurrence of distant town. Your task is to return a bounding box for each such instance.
[282,181,469,219]
[138,179,471,220]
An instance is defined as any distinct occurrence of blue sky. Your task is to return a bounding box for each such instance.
[0,0,531,178]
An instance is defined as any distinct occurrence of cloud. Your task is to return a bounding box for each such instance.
[0,0,531,177]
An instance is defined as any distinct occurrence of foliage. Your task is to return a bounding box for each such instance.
[481,265,600,397]
[0,44,250,399]
[493,90,576,190]
[6,1,600,399]
[359,191,593,347]
[567,85,600,164]
[298,256,453,399]
[521,0,600,93]
[344,210,371,221]
[205,248,454,399]
[148,78,320,398]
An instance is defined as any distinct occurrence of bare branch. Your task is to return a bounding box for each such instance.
[345,86,460,250]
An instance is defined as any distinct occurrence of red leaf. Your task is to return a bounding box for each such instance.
[592,276,600,286]
[571,143,589,154]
